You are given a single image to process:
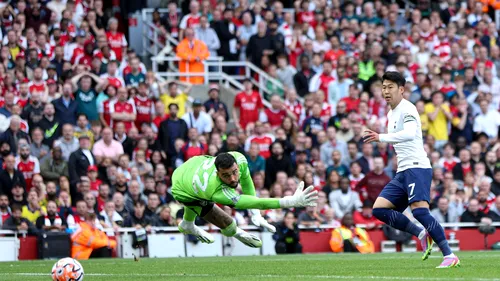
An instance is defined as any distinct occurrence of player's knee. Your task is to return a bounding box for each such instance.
[411,206,430,219]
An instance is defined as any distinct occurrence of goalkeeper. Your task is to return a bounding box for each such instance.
[171,152,318,248]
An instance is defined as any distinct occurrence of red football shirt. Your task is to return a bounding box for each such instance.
[264,108,286,129]
[233,91,263,129]
[341,96,360,113]
[15,156,40,193]
[106,31,127,61]
[134,95,154,128]
[110,100,136,130]
[246,134,274,159]
[28,81,46,94]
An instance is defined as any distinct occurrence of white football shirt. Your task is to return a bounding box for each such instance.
[379,99,431,172]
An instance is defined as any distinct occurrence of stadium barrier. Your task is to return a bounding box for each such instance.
[1,223,499,261]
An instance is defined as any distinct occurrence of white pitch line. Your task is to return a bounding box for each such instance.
[3,272,500,281]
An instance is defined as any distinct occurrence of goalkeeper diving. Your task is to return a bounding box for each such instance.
[172,151,318,248]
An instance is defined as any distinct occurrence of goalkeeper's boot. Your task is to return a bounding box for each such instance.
[234,230,262,248]
[178,220,215,244]
[420,231,433,261]
[436,255,461,268]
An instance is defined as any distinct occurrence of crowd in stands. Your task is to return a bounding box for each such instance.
[0,0,500,256]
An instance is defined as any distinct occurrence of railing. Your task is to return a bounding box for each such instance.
[141,8,179,58]
[151,54,302,105]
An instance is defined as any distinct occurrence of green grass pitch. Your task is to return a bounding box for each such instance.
[1,252,499,281]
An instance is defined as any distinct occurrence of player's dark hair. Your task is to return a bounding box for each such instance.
[382,71,406,87]
[215,153,236,170]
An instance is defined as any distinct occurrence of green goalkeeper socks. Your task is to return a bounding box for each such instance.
[183,207,198,222]
[221,221,237,237]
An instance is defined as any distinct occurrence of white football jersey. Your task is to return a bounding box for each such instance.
[380,99,431,172]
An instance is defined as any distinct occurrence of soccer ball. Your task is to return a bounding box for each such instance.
[51,257,84,281]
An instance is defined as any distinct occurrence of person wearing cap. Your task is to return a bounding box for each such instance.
[181,99,213,136]
[424,91,453,151]
[176,27,209,84]
[68,134,96,186]
[204,84,229,122]
[40,146,69,182]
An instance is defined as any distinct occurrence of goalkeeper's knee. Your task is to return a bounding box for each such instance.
[221,221,238,237]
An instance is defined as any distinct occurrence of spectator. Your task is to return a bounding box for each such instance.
[0,194,10,227]
[68,135,96,186]
[177,128,206,166]
[261,95,297,130]
[110,87,137,131]
[0,92,15,118]
[73,115,96,148]
[29,128,50,162]
[425,92,453,151]
[473,99,500,140]
[154,205,175,226]
[14,143,40,193]
[21,92,45,131]
[452,149,474,181]
[124,58,146,87]
[112,192,130,223]
[298,206,325,227]
[160,81,193,119]
[204,85,229,122]
[40,182,59,208]
[431,197,462,223]
[71,212,117,260]
[329,213,374,253]
[329,177,362,219]
[265,141,294,188]
[320,126,348,167]
[233,79,264,130]
[35,200,67,232]
[328,67,354,106]
[38,103,62,147]
[145,193,161,219]
[133,83,154,129]
[309,60,335,100]
[67,200,90,232]
[0,115,29,155]
[92,127,124,163]
[2,204,38,235]
[356,142,375,177]
[212,9,238,73]
[40,146,68,182]
[176,27,209,84]
[22,190,46,224]
[302,103,326,147]
[355,157,390,203]
[246,142,265,176]
[0,154,26,200]
[158,103,189,168]
[71,71,108,122]
[461,198,490,223]
[125,180,148,213]
[100,200,124,229]
[182,99,213,135]
[53,124,79,161]
[246,21,273,69]
[353,200,383,230]
[293,55,316,97]
[124,200,153,229]
[273,212,302,254]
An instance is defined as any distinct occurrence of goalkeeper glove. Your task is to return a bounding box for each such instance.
[250,209,276,233]
[279,181,318,208]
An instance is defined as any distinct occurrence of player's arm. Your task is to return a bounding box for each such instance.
[211,181,318,210]
[364,114,418,144]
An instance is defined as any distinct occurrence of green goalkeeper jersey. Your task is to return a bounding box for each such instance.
[171,152,281,210]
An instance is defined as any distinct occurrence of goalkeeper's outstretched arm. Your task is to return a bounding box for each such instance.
[212,182,318,210]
